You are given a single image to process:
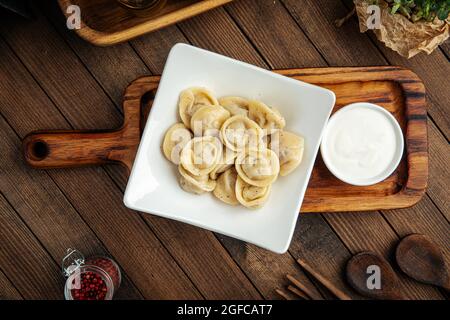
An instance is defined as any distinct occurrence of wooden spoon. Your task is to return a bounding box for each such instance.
[396,234,450,290]
[346,252,405,300]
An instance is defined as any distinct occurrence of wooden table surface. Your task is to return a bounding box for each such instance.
[0,1,448,300]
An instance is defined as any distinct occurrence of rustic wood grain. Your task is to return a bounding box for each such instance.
[0,39,142,300]
[427,122,450,220]
[223,0,443,300]
[289,213,364,299]
[2,4,264,299]
[226,0,327,68]
[0,0,447,301]
[0,270,22,300]
[58,0,234,46]
[382,191,450,255]
[45,3,265,299]
[0,191,64,299]
[0,16,202,299]
[178,7,267,67]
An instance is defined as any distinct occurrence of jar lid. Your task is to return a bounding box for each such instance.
[62,248,85,277]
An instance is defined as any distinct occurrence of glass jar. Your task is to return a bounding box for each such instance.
[116,0,167,15]
[62,249,122,300]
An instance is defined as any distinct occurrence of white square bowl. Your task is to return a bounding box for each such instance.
[124,44,335,253]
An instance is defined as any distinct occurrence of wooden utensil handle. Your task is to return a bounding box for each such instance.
[22,129,128,169]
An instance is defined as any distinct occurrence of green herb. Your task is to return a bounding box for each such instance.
[383,0,450,22]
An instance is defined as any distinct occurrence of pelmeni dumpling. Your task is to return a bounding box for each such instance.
[220,115,263,152]
[219,96,250,117]
[235,149,280,187]
[178,165,216,195]
[235,176,271,209]
[180,136,222,177]
[162,123,193,164]
[210,147,237,180]
[190,105,230,137]
[179,87,219,128]
[270,131,305,176]
[248,100,285,133]
[213,167,239,205]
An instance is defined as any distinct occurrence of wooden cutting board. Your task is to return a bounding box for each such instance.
[58,0,234,46]
[22,67,428,213]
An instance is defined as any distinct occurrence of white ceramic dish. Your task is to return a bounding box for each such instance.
[123,44,335,253]
[320,102,404,186]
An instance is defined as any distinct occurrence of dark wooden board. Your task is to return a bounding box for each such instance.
[58,0,233,46]
[0,0,447,300]
[22,66,428,213]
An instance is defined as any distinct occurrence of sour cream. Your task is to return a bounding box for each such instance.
[320,103,404,186]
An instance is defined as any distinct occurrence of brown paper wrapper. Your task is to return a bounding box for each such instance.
[354,0,449,58]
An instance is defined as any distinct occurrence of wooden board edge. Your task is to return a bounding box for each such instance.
[58,0,234,46]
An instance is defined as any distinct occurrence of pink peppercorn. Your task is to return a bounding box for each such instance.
[64,252,121,301]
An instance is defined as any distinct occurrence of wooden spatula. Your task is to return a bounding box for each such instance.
[396,234,450,291]
[346,252,405,300]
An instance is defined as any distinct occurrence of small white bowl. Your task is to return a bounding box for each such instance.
[320,102,404,186]
[124,44,335,253]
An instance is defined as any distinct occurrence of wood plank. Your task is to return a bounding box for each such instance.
[0,191,64,299]
[178,7,267,67]
[0,39,142,300]
[382,195,449,263]
[0,15,201,300]
[290,213,364,299]
[0,269,22,300]
[42,2,263,299]
[281,0,386,66]
[440,43,449,59]
[217,234,324,299]
[225,1,327,68]
[427,121,450,221]
[131,25,188,74]
[225,0,444,299]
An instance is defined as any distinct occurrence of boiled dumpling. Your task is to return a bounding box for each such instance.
[270,131,304,176]
[235,148,280,187]
[235,176,271,209]
[179,87,219,128]
[180,136,222,177]
[162,123,193,164]
[178,165,216,194]
[219,96,250,117]
[210,147,237,180]
[213,167,239,205]
[190,105,230,137]
[248,100,285,133]
[220,115,263,152]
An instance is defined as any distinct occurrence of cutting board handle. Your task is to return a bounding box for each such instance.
[22,129,131,170]
[22,76,159,173]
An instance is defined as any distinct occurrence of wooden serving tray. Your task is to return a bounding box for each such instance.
[22,67,428,213]
[58,0,233,46]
